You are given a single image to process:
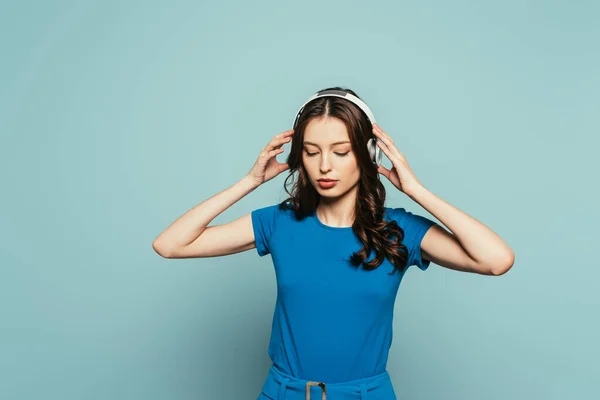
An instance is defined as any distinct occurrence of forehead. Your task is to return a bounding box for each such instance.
[303,117,350,147]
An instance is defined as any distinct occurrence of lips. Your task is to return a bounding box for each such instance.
[317,179,337,182]
[318,180,338,189]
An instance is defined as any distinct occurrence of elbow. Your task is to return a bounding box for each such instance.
[489,251,515,276]
[152,240,173,259]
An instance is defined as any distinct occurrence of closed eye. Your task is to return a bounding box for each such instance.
[305,151,350,157]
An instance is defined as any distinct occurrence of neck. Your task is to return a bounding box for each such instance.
[316,185,357,227]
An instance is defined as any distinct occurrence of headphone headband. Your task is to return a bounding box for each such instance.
[292,89,377,129]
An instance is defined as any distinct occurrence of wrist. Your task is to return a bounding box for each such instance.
[405,183,427,200]
[242,174,261,190]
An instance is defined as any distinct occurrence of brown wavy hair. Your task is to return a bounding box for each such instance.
[278,86,410,275]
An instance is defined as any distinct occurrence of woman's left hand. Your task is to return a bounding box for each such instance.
[373,123,423,196]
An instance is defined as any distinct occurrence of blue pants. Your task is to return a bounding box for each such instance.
[257,363,397,400]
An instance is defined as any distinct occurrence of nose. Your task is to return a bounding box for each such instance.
[319,154,332,174]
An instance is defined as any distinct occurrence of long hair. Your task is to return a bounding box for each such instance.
[278,86,410,275]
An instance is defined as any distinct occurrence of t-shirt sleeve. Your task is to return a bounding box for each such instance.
[250,204,279,257]
[391,207,437,271]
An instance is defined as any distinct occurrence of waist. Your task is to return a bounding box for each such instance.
[260,363,395,400]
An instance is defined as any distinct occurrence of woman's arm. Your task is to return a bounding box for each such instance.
[152,175,259,258]
[408,185,515,276]
[371,122,514,276]
[152,128,293,259]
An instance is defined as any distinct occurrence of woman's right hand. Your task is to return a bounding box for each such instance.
[247,129,294,186]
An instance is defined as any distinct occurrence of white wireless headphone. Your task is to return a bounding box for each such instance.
[292,89,383,166]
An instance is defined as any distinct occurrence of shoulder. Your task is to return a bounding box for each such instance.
[252,200,293,220]
[251,201,296,233]
[385,206,438,270]
[250,201,296,257]
[384,206,412,225]
[385,206,435,230]
[385,206,437,239]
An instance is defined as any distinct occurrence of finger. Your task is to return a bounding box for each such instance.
[277,130,294,143]
[264,134,291,153]
[268,147,285,156]
[274,134,291,146]
[373,126,402,159]
[261,146,282,161]
[373,124,393,143]
[373,123,393,141]
[273,135,292,150]
[279,162,290,172]
[377,165,390,179]
[262,130,293,151]
[373,123,394,145]
[278,129,295,138]
[376,137,403,167]
[262,149,281,165]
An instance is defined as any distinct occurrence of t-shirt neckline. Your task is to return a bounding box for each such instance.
[312,210,354,231]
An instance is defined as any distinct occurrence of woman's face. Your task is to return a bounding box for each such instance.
[302,117,360,199]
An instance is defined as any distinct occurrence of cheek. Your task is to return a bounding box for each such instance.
[346,159,361,179]
[342,155,359,169]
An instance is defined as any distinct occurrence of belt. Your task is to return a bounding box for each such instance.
[260,363,394,400]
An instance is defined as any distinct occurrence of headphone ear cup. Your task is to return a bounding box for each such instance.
[367,138,383,166]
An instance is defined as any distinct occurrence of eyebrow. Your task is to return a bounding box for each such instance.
[303,141,350,147]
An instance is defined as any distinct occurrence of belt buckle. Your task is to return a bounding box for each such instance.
[305,381,326,400]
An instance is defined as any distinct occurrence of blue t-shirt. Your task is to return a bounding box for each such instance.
[251,203,436,383]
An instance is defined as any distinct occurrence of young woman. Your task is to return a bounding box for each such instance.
[152,87,515,400]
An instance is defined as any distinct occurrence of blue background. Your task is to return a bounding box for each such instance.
[1,1,598,398]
